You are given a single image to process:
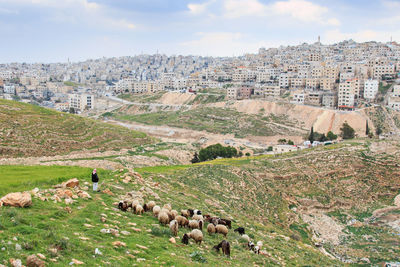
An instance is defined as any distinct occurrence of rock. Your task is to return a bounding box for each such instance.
[62,178,79,188]
[102,189,114,196]
[131,227,141,232]
[84,224,93,228]
[121,231,130,236]
[360,257,370,264]
[169,237,176,244]
[65,198,74,205]
[26,254,45,267]
[15,244,21,251]
[100,228,111,234]
[77,191,91,199]
[100,217,106,223]
[95,248,102,255]
[65,207,72,213]
[136,244,148,250]
[31,188,40,195]
[1,192,32,207]
[9,258,22,267]
[137,258,146,262]
[36,254,46,260]
[57,189,73,198]
[71,195,79,199]
[71,259,84,265]
[112,241,126,247]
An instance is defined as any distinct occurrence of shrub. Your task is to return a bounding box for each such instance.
[198,143,237,162]
[340,122,355,139]
[189,251,207,263]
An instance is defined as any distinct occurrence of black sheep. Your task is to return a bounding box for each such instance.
[213,240,230,257]
[182,233,189,245]
[234,227,245,235]
[118,201,128,212]
[219,218,232,229]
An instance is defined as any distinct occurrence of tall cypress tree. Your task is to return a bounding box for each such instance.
[309,126,314,143]
[366,121,369,135]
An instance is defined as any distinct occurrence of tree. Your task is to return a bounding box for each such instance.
[198,144,238,162]
[375,126,382,136]
[278,139,287,144]
[327,131,337,140]
[318,134,327,142]
[309,126,315,143]
[287,140,294,145]
[69,107,76,114]
[190,152,200,164]
[365,121,370,136]
[267,146,273,152]
[340,122,355,139]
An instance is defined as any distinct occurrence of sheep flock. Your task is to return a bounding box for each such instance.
[117,193,264,259]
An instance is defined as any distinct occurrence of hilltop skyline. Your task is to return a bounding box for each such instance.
[0,0,399,63]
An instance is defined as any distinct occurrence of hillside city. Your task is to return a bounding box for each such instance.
[1,38,400,114]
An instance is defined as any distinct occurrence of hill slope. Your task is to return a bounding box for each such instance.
[0,99,152,158]
[1,140,399,265]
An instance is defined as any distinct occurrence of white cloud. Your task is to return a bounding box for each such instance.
[188,1,210,15]
[222,0,340,26]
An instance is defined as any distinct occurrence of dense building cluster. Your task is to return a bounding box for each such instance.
[0,39,400,112]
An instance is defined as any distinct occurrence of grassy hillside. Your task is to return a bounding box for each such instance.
[105,106,306,138]
[0,99,152,158]
[1,140,399,265]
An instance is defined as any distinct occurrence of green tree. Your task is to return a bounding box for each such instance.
[340,122,355,139]
[365,121,369,135]
[267,146,273,152]
[278,139,287,144]
[327,131,337,140]
[190,152,200,164]
[318,134,327,142]
[287,140,294,145]
[198,144,238,162]
[245,152,250,156]
[309,126,314,143]
[375,126,382,136]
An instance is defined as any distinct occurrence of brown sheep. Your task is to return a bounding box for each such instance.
[213,240,230,257]
[158,211,170,225]
[170,209,178,220]
[163,203,172,211]
[176,215,189,228]
[144,201,156,212]
[181,209,190,218]
[134,204,143,215]
[153,205,161,217]
[192,214,203,221]
[188,220,199,230]
[215,224,228,237]
[207,223,216,235]
[169,219,178,236]
[188,229,203,245]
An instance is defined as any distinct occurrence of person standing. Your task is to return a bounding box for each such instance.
[92,169,99,192]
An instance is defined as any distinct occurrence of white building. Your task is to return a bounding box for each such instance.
[363,79,378,100]
[68,94,95,111]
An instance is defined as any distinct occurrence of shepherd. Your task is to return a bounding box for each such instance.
[92,169,99,192]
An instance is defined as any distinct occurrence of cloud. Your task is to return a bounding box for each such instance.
[222,0,340,26]
[187,1,210,15]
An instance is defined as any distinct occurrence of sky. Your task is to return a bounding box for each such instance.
[0,0,400,63]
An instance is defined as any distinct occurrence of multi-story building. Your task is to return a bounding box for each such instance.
[68,93,95,111]
[373,64,395,79]
[338,78,360,110]
[363,79,378,100]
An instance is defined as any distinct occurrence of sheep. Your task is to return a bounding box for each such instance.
[176,215,189,228]
[188,229,203,245]
[234,227,245,235]
[215,224,228,237]
[256,241,263,250]
[193,209,202,216]
[163,203,172,211]
[182,233,189,245]
[153,205,161,217]
[219,218,232,229]
[248,241,255,250]
[213,240,230,257]
[253,246,260,254]
[241,234,250,242]
[248,241,259,253]
[144,201,156,212]
[170,209,178,220]
[131,199,140,210]
[188,220,200,230]
[134,204,143,215]
[207,223,215,235]
[169,220,178,236]
[192,214,203,221]
[158,211,170,225]
[203,214,212,222]
[118,201,128,212]
[211,217,219,226]
[181,209,190,218]
[187,209,194,217]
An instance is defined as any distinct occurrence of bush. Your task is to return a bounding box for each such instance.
[189,251,207,263]
[198,143,237,162]
[267,146,273,152]
[245,152,250,156]
[340,122,355,139]
[327,131,337,140]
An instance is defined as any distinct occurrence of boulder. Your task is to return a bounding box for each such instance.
[62,178,79,188]
[77,191,91,199]
[26,254,45,267]
[9,258,22,267]
[112,241,126,247]
[1,192,32,207]
[102,188,114,196]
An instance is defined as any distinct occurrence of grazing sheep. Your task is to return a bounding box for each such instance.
[213,240,230,257]
[158,211,170,225]
[248,241,255,251]
[234,227,245,235]
[163,203,172,211]
[199,220,203,231]
[203,214,211,222]
[182,233,189,245]
[207,223,216,235]
[253,245,260,254]
[169,220,178,236]
[192,214,203,221]
[215,224,228,237]
[257,241,263,249]
[219,219,232,229]
[144,201,156,212]
[241,234,250,242]
[176,215,189,228]
[188,220,200,230]
[188,229,203,245]
[118,201,128,212]
[181,209,190,218]
[153,205,161,217]
[131,199,140,210]
[211,217,219,226]
[170,209,178,220]
[134,204,143,215]
[193,209,202,215]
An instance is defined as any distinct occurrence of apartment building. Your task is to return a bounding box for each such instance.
[68,93,95,111]
[373,64,395,79]
[338,78,359,109]
[319,77,336,91]
[363,79,378,100]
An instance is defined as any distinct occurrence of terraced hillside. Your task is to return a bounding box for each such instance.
[0,100,152,158]
[1,140,399,265]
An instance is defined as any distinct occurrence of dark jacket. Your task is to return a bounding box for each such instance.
[92,173,99,183]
